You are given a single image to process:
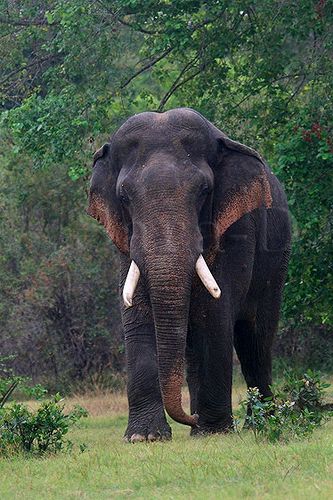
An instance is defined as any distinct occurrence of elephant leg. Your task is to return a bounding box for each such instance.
[234,280,284,399]
[190,312,234,435]
[120,256,171,442]
[124,325,172,442]
[234,318,274,400]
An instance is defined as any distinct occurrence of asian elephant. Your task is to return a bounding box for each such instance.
[87,108,291,442]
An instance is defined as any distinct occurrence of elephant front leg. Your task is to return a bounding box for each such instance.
[120,256,171,442]
[124,325,171,443]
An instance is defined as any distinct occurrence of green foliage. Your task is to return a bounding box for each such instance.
[0,0,332,384]
[0,359,88,455]
[274,325,333,372]
[275,109,333,326]
[238,371,332,443]
[282,370,331,411]
[0,394,88,455]
[0,148,124,392]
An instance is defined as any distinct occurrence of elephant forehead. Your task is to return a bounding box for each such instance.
[118,153,207,199]
[114,128,211,165]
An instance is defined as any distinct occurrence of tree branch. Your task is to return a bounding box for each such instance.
[285,74,307,105]
[0,26,25,40]
[157,58,203,111]
[120,47,173,89]
[96,0,159,35]
[116,15,159,35]
[187,9,227,32]
[0,16,49,26]
[230,73,307,111]
[0,56,52,87]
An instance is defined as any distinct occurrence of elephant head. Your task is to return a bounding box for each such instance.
[87,108,272,427]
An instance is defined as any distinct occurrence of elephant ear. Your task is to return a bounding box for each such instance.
[87,143,129,254]
[210,127,272,247]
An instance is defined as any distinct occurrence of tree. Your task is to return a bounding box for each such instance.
[0,1,332,383]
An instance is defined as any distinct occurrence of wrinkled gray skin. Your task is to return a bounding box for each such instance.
[87,108,291,442]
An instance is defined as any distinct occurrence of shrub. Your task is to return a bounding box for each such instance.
[281,369,330,411]
[237,371,332,443]
[0,394,88,456]
[0,361,88,456]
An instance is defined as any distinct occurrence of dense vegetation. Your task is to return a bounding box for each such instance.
[0,0,332,390]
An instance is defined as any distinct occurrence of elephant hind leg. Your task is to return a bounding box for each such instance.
[235,250,290,399]
[234,317,274,399]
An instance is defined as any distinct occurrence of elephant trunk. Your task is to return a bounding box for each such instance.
[147,257,198,427]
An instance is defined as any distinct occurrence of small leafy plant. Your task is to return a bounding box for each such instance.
[0,395,88,455]
[281,370,330,411]
[237,371,332,443]
[0,356,88,456]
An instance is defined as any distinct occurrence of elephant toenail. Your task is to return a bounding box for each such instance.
[130,433,146,443]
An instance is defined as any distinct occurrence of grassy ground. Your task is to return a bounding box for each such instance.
[0,380,332,499]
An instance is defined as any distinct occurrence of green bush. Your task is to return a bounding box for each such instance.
[0,394,88,456]
[281,370,330,412]
[0,360,88,456]
[276,113,333,328]
[237,371,332,443]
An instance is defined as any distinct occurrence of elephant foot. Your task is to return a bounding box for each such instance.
[190,417,234,437]
[124,409,172,443]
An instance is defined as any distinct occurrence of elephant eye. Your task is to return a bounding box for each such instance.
[119,186,130,205]
[200,185,210,197]
[120,193,130,205]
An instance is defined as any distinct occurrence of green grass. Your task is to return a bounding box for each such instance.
[1,385,333,499]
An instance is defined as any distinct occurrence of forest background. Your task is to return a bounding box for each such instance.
[0,0,332,393]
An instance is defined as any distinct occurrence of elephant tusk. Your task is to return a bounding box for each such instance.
[123,260,140,308]
[195,255,221,299]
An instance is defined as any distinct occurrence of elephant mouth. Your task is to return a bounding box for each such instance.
[122,254,221,308]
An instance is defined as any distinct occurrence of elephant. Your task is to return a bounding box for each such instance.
[87,108,291,442]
